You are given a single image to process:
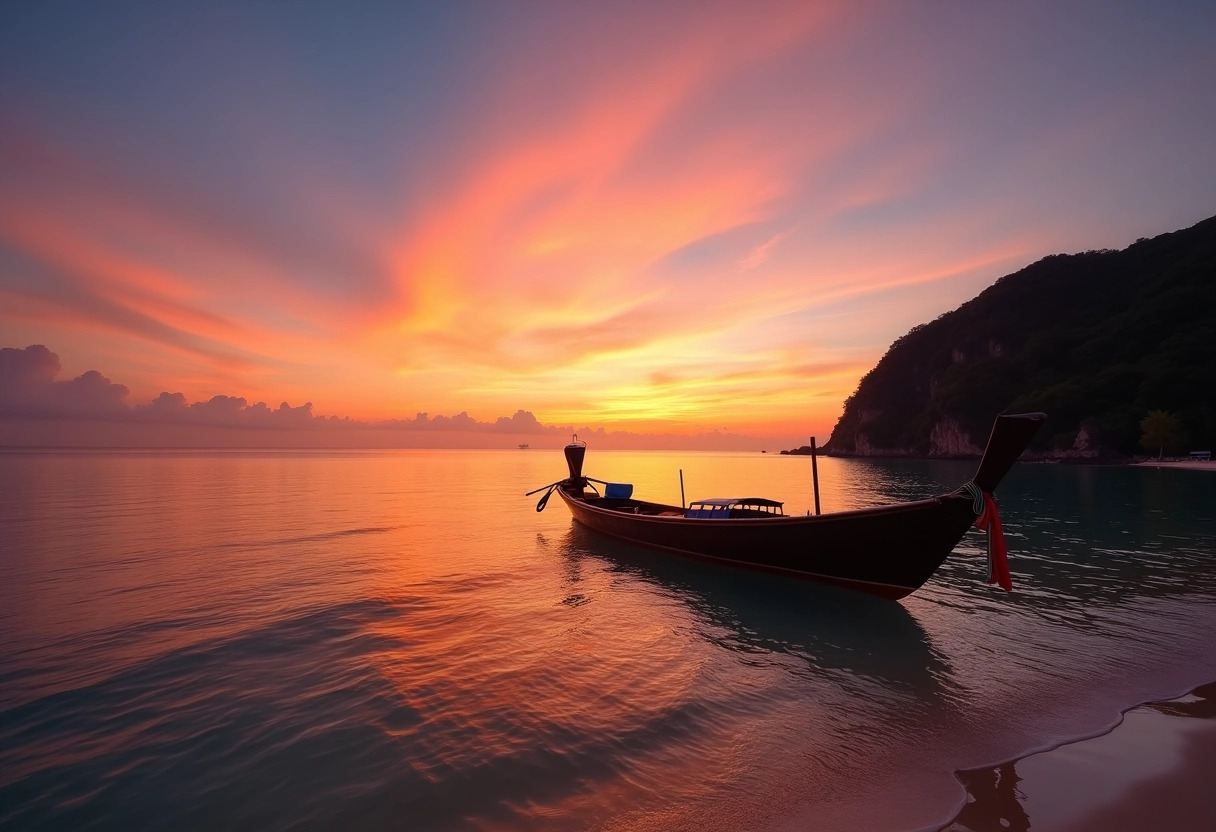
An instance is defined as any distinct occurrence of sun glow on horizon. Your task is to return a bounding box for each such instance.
[2,1,1214,445]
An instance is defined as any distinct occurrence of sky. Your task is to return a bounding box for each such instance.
[2,0,1214,448]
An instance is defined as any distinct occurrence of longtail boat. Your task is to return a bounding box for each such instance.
[529,412,1045,600]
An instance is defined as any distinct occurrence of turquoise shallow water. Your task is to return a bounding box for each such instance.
[1,449,1214,831]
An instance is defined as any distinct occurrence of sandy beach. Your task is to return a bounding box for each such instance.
[1133,459,1216,471]
[944,682,1216,832]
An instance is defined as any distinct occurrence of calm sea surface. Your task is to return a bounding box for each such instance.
[2,449,1214,831]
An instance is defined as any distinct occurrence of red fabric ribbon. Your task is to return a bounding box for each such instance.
[975,492,1012,592]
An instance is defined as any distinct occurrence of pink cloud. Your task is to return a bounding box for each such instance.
[1,345,129,419]
[0,344,806,449]
[0,345,555,435]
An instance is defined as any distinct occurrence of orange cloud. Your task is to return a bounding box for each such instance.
[360,4,855,427]
[8,0,1199,441]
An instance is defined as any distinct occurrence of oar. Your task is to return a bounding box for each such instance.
[525,478,565,497]
[535,485,558,512]
[971,412,1046,493]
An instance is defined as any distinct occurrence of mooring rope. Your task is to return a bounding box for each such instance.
[960,481,1013,592]
[961,481,985,515]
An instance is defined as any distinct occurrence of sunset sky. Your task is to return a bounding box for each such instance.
[2,0,1214,446]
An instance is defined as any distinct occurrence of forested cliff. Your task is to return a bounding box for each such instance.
[823,214,1216,458]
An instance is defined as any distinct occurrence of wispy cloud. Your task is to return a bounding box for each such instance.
[2,1,1213,440]
[740,232,789,271]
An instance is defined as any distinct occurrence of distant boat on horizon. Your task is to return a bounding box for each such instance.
[518,443,530,449]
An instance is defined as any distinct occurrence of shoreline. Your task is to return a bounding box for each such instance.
[942,681,1216,831]
[1132,459,1216,471]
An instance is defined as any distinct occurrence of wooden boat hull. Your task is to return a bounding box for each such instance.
[532,412,1046,600]
[558,487,976,600]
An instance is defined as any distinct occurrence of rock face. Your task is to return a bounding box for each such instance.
[828,418,980,458]
[851,432,912,457]
[1052,424,1101,460]
[821,214,1216,459]
[928,418,983,457]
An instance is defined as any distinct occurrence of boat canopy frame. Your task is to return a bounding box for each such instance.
[685,497,785,518]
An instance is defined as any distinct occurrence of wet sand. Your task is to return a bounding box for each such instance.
[944,682,1216,832]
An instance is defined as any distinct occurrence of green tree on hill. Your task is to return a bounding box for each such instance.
[1140,410,1183,460]
[824,214,1216,458]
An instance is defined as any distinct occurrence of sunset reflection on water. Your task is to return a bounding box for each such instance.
[2,449,1214,831]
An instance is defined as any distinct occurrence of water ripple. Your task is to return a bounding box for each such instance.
[3,452,1214,832]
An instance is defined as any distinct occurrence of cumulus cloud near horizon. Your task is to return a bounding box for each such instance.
[0,345,805,450]
[0,344,558,433]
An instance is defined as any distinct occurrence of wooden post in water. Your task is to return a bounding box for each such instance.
[679,469,686,509]
[810,437,822,516]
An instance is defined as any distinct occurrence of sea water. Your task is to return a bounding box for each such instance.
[1,449,1213,831]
